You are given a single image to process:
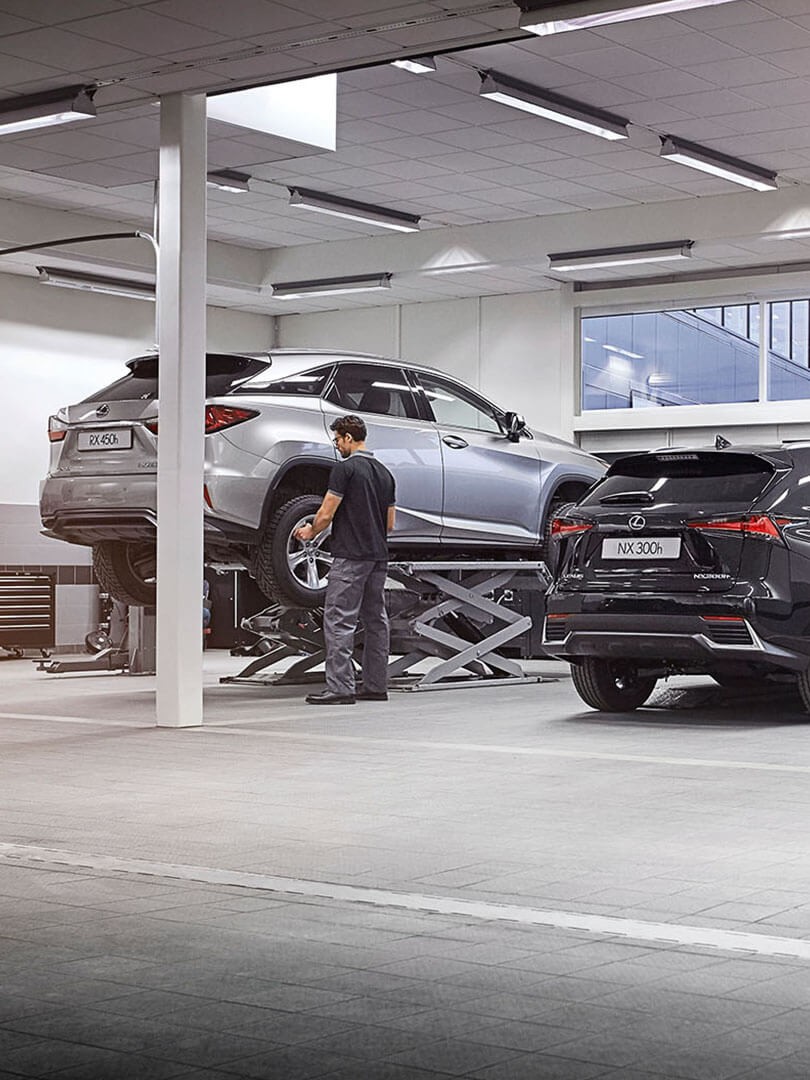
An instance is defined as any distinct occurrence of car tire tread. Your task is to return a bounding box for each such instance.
[255,493,328,607]
[92,541,156,608]
[571,657,657,712]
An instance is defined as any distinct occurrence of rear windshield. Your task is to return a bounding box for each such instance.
[81,354,270,402]
[581,451,776,507]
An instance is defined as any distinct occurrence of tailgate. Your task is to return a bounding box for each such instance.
[560,449,781,594]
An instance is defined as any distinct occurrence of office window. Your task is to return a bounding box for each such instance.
[583,299,810,410]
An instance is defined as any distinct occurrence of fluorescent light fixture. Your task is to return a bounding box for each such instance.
[479,71,628,141]
[548,240,693,271]
[659,136,778,192]
[270,273,393,299]
[288,187,420,232]
[391,56,436,74]
[0,85,96,136]
[517,0,737,36]
[37,266,155,302]
[207,169,251,193]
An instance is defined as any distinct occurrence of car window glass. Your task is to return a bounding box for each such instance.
[81,355,270,402]
[231,364,333,396]
[581,452,775,506]
[417,373,502,433]
[326,363,419,419]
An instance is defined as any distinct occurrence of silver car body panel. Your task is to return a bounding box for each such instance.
[320,398,443,542]
[40,348,605,553]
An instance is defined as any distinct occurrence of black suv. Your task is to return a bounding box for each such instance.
[544,443,810,713]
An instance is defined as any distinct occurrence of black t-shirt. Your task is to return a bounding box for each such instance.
[328,451,396,560]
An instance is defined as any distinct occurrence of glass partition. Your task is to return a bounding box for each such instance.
[582,299,810,411]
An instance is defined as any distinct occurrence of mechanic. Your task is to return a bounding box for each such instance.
[294,414,396,706]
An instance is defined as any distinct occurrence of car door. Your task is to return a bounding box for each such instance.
[322,362,443,542]
[413,370,543,547]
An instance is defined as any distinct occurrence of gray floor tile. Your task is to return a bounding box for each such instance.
[213,1046,357,1079]
[468,1053,610,1079]
[300,1024,439,1061]
[301,996,428,1026]
[44,1054,188,1079]
[387,1036,525,1075]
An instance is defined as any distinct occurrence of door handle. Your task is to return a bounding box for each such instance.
[442,435,468,449]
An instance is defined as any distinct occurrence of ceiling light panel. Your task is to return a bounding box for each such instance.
[270,273,393,299]
[207,169,252,193]
[0,86,96,137]
[479,71,628,141]
[659,136,778,192]
[37,266,155,301]
[547,240,693,271]
[288,187,420,232]
[391,57,436,74]
[517,0,738,35]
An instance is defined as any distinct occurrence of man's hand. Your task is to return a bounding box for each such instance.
[294,523,315,542]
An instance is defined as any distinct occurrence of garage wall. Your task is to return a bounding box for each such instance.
[279,289,575,440]
[0,273,271,648]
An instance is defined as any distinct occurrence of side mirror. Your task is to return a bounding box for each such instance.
[504,411,526,443]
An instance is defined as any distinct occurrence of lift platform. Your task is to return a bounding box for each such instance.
[221,559,550,692]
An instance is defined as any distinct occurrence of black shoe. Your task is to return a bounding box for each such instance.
[306,690,355,706]
[357,690,388,701]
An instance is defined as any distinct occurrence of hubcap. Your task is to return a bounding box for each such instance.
[287,515,332,592]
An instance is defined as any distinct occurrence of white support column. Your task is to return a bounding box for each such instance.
[156,93,207,728]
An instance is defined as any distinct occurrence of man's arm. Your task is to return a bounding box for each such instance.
[387,505,396,534]
[294,491,342,542]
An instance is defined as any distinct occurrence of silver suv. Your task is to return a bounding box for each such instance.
[40,349,605,607]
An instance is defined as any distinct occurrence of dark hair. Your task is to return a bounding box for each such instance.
[330,414,367,442]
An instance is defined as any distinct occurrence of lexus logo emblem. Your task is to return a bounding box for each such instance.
[628,515,646,531]
[96,403,109,417]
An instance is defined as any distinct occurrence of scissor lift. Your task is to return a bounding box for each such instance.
[221,559,550,692]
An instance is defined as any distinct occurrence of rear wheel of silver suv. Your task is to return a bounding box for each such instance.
[254,494,332,607]
[571,658,657,712]
[93,541,157,608]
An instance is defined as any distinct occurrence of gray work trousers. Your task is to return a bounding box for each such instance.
[323,557,389,696]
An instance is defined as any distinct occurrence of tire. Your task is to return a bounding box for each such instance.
[93,541,157,608]
[798,668,810,714]
[254,494,332,607]
[570,657,657,712]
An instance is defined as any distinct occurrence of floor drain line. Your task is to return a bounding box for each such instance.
[1,842,808,961]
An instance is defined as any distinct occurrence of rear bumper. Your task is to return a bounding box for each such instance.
[40,476,255,548]
[543,612,808,672]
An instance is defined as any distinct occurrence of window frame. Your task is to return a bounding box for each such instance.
[411,369,506,435]
[323,361,423,421]
[573,287,810,436]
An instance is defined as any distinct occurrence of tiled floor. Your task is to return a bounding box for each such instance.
[0,654,809,1077]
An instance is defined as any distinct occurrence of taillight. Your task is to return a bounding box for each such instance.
[143,406,259,437]
[205,405,258,435]
[551,518,593,538]
[687,515,789,540]
[48,416,67,442]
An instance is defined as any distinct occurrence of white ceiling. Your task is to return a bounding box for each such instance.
[2,0,810,313]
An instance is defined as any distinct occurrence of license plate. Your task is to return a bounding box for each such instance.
[602,536,681,560]
[77,428,132,451]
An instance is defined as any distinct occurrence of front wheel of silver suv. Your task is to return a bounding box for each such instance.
[254,494,332,607]
[93,540,157,608]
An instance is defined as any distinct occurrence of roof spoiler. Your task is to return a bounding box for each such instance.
[125,352,269,375]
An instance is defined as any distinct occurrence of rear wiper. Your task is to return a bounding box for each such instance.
[599,490,655,505]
